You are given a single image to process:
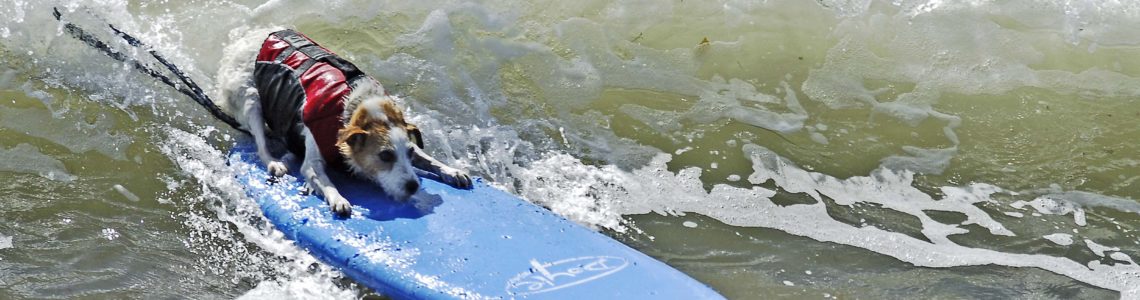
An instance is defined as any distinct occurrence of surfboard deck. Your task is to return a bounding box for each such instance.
[228,143,724,299]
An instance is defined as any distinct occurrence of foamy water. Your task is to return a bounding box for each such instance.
[1,0,1138,298]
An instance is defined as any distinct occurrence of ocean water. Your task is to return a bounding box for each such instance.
[1,0,1138,299]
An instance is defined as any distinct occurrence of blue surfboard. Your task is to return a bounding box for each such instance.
[228,143,724,299]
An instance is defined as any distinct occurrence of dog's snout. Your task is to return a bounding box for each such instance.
[403,180,419,195]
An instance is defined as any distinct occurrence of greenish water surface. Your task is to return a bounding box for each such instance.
[1,0,1137,298]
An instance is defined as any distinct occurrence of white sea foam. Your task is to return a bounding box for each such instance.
[8,0,1137,298]
[160,128,360,298]
[101,228,120,241]
[511,143,1140,296]
[0,234,12,250]
[0,143,76,182]
[237,278,357,300]
[1085,239,1120,258]
[1011,197,1087,227]
[1043,233,1073,246]
[113,184,140,202]
[1110,252,1134,264]
[1045,191,1140,215]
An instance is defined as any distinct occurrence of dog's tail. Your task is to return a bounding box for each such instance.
[51,7,249,135]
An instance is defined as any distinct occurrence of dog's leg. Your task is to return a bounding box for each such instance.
[410,147,472,189]
[241,89,289,177]
[300,128,351,215]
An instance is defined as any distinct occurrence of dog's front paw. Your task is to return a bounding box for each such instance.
[440,167,473,189]
[326,192,352,216]
[266,160,288,177]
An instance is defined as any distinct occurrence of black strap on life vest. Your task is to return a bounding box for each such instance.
[274,30,366,85]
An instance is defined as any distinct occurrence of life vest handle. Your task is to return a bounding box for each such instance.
[275,30,366,82]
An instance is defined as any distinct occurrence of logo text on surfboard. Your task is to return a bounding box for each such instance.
[506,256,629,295]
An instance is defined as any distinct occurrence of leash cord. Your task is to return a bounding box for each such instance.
[52,7,250,135]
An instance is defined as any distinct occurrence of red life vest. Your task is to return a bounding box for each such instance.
[253,30,367,166]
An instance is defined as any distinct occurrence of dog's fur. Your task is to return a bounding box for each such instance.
[216,28,471,215]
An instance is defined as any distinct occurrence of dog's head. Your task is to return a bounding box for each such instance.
[336,97,425,201]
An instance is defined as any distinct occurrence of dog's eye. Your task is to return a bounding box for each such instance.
[378,149,395,162]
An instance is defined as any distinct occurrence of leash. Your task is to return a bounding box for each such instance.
[52,7,250,135]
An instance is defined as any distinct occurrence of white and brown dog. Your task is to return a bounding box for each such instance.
[217,28,471,215]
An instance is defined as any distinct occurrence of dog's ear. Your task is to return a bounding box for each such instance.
[338,127,369,149]
[405,123,424,149]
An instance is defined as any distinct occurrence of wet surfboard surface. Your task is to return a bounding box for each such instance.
[228,143,724,299]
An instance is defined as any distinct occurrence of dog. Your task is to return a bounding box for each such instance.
[216,28,472,215]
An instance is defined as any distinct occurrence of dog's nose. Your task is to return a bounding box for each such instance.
[403,180,419,195]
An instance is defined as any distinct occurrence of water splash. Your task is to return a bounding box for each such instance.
[160,127,362,298]
[2,0,1137,298]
